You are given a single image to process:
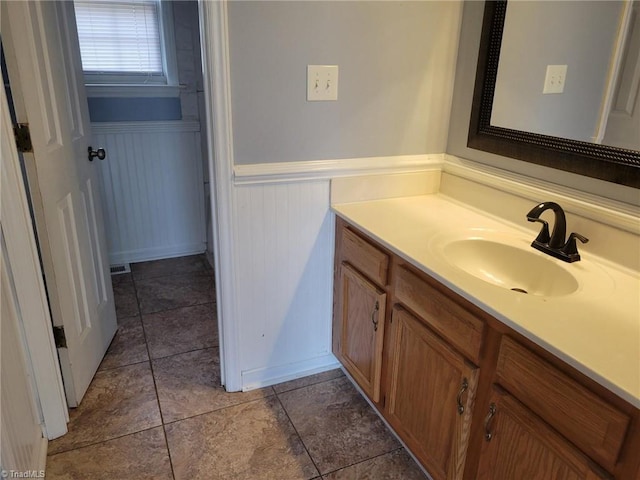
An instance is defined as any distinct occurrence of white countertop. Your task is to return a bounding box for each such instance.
[332,194,640,407]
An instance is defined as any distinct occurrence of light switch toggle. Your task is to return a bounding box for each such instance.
[307,65,339,101]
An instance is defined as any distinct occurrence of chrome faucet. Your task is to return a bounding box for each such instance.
[526,202,588,262]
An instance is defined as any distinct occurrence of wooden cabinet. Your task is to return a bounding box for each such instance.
[394,264,485,364]
[494,337,630,471]
[477,388,609,480]
[332,218,640,480]
[337,263,386,402]
[387,306,478,480]
[333,223,390,403]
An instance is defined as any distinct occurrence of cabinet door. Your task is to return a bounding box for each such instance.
[339,263,386,402]
[387,307,478,480]
[477,388,609,480]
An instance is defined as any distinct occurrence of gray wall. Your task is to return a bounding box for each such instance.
[446,1,640,206]
[88,97,180,122]
[227,1,462,165]
[491,1,622,142]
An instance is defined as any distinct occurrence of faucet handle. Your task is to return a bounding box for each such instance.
[528,218,551,244]
[562,232,589,259]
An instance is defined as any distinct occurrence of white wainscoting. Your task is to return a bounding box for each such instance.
[233,180,338,389]
[92,121,206,264]
[229,154,442,390]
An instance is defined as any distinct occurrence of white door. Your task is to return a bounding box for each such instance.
[2,1,117,407]
[0,229,47,474]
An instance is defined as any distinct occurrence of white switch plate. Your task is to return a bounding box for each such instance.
[307,65,339,101]
[543,64,567,94]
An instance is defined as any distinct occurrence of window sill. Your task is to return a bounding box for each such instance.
[85,84,182,98]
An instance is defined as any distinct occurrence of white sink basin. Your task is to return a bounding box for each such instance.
[443,239,579,297]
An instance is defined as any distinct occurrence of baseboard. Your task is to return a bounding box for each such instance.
[37,436,47,474]
[109,244,206,265]
[240,353,340,392]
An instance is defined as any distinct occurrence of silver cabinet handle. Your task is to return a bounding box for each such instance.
[484,402,497,441]
[456,378,469,415]
[371,301,380,331]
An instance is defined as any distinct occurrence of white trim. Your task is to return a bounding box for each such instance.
[241,354,341,392]
[91,120,200,134]
[200,0,242,391]
[233,154,445,185]
[108,243,206,265]
[0,86,68,439]
[85,84,182,98]
[443,155,640,235]
[36,436,48,473]
[159,0,178,87]
[594,0,634,143]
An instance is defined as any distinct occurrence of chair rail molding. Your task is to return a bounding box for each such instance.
[233,154,445,185]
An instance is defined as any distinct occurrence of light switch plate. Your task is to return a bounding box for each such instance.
[307,65,338,101]
[543,65,568,94]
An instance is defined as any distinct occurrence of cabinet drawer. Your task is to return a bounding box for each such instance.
[341,227,389,287]
[394,265,484,364]
[496,336,630,471]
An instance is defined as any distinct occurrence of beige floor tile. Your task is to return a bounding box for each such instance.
[99,316,148,371]
[48,363,162,455]
[143,303,218,359]
[165,397,319,480]
[153,348,273,423]
[113,280,139,318]
[46,427,173,480]
[323,449,427,480]
[136,272,215,314]
[273,368,344,394]
[110,272,133,286]
[278,376,399,474]
[132,254,209,280]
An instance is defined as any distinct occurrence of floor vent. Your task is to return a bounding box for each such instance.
[110,263,131,275]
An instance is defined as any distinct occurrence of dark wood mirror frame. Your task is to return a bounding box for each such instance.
[468,0,640,189]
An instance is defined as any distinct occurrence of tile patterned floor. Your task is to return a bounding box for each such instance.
[46,254,427,479]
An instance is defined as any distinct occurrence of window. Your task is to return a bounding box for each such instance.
[74,0,178,95]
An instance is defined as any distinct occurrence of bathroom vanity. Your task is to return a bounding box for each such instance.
[331,177,640,480]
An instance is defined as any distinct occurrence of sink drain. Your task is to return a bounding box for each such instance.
[511,288,528,294]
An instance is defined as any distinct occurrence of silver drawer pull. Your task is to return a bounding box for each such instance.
[371,301,380,331]
[484,402,497,441]
[456,378,469,415]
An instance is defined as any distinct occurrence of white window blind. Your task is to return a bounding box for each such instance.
[74,0,163,76]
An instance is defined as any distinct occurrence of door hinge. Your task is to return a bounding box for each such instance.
[52,325,67,348]
[13,123,33,153]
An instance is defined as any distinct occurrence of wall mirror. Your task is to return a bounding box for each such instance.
[468,0,640,188]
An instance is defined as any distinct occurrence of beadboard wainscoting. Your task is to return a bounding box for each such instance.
[230,155,443,390]
[233,181,337,389]
[92,121,206,265]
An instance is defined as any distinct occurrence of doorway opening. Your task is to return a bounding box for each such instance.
[1,0,220,413]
